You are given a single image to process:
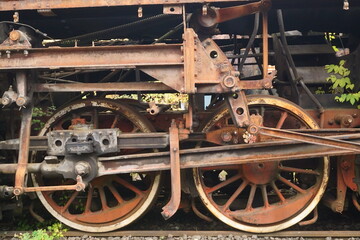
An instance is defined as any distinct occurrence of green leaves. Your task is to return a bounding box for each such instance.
[15,222,67,240]
[325,60,359,107]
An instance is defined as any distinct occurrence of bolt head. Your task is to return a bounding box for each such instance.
[9,30,20,41]
[1,97,11,106]
[16,97,27,107]
[223,76,236,88]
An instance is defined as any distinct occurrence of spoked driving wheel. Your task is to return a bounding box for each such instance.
[193,95,329,233]
[31,99,161,232]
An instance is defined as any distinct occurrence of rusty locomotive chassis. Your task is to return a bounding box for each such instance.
[1,0,360,224]
[1,128,360,183]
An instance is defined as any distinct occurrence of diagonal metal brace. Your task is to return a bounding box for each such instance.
[259,126,360,153]
[161,120,181,220]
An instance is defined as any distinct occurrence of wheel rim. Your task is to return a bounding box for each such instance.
[193,95,329,233]
[31,99,161,232]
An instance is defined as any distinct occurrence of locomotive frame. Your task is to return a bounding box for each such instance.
[0,0,359,233]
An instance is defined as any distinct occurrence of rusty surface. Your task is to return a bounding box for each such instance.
[339,155,358,191]
[306,109,360,129]
[298,207,318,226]
[216,0,271,23]
[24,175,85,193]
[225,93,250,127]
[262,11,269,78]
[192,94,328,232]
[161,120,181,220]
[1,32,258,94]
[14,105,33,196]
[322,160,347,213]
[183,29,196,93]
[30,98,162,232]
[33,82,173,93]
[96,133,360,175]
[0,0,251,11]
[260,126,360,153]
[0,45,183,70]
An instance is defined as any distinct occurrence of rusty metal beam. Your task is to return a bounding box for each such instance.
[97,133,360,176]
[1,133,360,177]
[0,0,251,11]
[0,45,182,70]
[33,82,173,93]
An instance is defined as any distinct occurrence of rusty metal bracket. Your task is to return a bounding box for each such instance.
[323,160,347,213]
[191,0,271,32]
[225,92,250,127]
[13,104,33,196]
[161,120,181,220]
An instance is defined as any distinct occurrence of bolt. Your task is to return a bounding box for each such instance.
[6,50,10,59]
[223,76,236,88]
[75,161,91,176]
[9,30,20,41]
[248,125,259,134]
[344,117,353,125]
[75,182,86,192]
[221,131,232,143]
[16,96,28,107]
[13,187,23,196]
[328,119,334,125]
[173,147,177,152]
[341,160,350,170]
[1,96,11,106]
[353,113,358,118]
[335,204,343,213]
[23,50,28,57]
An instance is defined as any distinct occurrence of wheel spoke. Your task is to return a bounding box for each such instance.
[61,191,79,213]
[108,184,124,204]
[245,184,256,210]
[131,126,140,133]
[279,165,320,175]
[98,187,109,210]
[261,185,270,208]
[114,176,144,196]
[270,181,286,203]
[276,111,288,129]
[206,173,241,194]
[277,175,306,194]
[111,114,120,128]
[84,186,94,213]
[222,180,248,210]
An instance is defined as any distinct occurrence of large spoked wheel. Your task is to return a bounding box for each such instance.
[193,95,329,233]
[31,99,161,232]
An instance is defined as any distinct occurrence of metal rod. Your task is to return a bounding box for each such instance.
[239,13,260,72]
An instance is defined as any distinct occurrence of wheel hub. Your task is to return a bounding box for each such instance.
[241,161,279,185]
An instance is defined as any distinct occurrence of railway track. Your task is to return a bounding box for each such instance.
[2,230,360,240]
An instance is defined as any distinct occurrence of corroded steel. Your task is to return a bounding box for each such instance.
[0,0,251,11]
[161,121,181,219]
[31,98,162,232]
[193,95,329,233]
[13,105,33,196]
